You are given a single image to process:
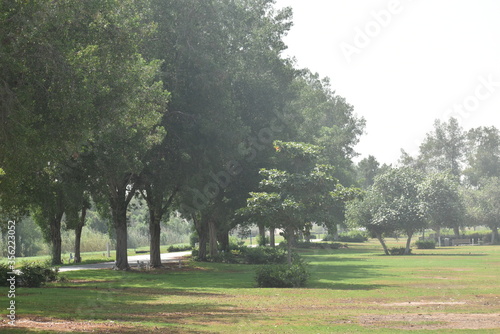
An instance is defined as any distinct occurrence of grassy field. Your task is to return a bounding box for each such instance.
[1,239,499,333]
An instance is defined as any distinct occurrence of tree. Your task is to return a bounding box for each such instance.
[147,0,296,261]
[356,155,383,189]
[419,172,465,242]
[464,126,500,186]
[373,168,426,254]
[285,71,366,186]
[418,118,466,177]
[240,141,359,263]
[464,177,500,244]
[78,1,170,270]
[346,190,392,255]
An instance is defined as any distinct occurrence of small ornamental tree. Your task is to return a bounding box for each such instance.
[419,172,465,245]
[240,141,360,264]
[346,190,393,255]
[372,168,426,255]
[347,167,426,255]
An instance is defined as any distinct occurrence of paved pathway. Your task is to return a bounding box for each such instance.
[58,251,191,272]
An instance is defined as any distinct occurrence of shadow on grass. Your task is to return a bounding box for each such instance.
[375,253,488,257]
[310,282,390,290]
[308,262,391,290]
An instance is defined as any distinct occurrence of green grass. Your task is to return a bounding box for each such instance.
[2,239,500,333]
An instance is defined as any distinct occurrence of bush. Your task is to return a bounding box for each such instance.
[415,240,436,249]
[338,232,369,243]
[389,247,411,255]
[295,242,348,250]
[255,260,309,288]
[0,263,13,287]
[167,244,192,252]
[243,247,288,265]
[18,262,60,288]
[323,231,368,243]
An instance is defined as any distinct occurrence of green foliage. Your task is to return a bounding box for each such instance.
[419,172,465,232]
[415,240,436,249]
[464,177,500,243]
[296,241,348,250]
[0,263,12,287]
[255,259,309,288]
[167,244,192,252]
[256,234,269,247]
[18,262,60,288]
[338,231,369,243]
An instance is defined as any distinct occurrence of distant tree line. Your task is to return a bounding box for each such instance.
[351,118,500,254]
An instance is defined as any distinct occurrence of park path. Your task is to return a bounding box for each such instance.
[58,251,191,272]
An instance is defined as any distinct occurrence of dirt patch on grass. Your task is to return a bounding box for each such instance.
[0,317,190,333]
[359,313,500,330]
[380,301,466,307]
[1,317,135,333]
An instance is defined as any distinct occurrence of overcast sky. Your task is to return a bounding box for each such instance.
[274,0,500,165]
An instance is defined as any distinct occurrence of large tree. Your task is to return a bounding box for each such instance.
[374,167,426,254]
[464,177,500,244]
[419,172,465,241]
[464,126,500,186]
[418,118,466,178]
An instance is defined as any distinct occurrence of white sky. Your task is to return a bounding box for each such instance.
[274,0,500,165]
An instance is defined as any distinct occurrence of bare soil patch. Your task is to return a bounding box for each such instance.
[359,313,500,330]
[1,317,135,333]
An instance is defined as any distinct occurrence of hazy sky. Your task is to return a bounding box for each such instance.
[274,0,500,165]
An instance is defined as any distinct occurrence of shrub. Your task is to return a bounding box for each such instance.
[338,232,369,243]
[18,262,60,288]
[255,260,309,288]
[389,247,411,255]
[243,247,288,265]
[0,263,13,287]
[415,240,436,249]
[295,242,348,250]
[167,244,192,252]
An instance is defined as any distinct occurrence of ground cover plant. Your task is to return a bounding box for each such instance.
[1,239,499,333]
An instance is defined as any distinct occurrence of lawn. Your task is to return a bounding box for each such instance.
[1,239,499,333]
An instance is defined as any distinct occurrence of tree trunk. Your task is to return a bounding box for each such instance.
[434,228,441,247]
[376,233,390,255]
[405,232,413,255]
[453,226,460,238]
[269,228,275,248]
[492,226,499,244]
[114,218,129,270]
[149,209,162,268]
[285,228,294,265]
[74,206,86,263]
[110,191,130,270]
[333,224,339,241]
[193,215,208,261]
[208,219,218,258]
[50,213,63,265]
[198,227,208,261]
[258,224,266,246]
[218,229,230,252]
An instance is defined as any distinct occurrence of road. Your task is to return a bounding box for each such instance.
[58,251,191,272]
